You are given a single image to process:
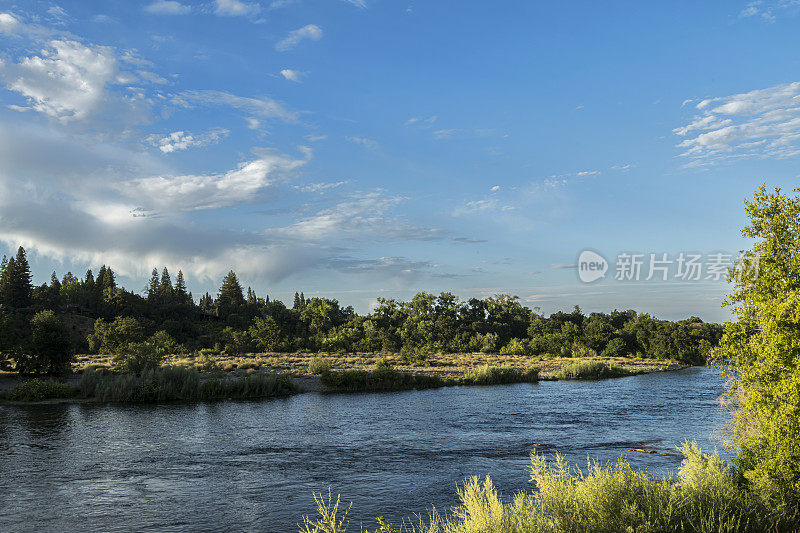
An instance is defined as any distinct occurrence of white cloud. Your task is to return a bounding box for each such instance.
[282,192,444,242]
[118,148,311,211]
[145,128,230,153]
[214,0,261,17]
[295,180,348,193]
[433,128,456,139]
[490,185,501,191]
[674,81,800,166]
[347,135,378,149]
[0,12,20,33]
[343,0,367,7]
[305,134,327,142]
[275,24,322,51]
[144,1,191,15]
[174,89,298,123]
[280,68,305,82]
[245,117,262,129]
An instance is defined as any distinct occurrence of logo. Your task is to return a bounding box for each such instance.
[578,250,608,283]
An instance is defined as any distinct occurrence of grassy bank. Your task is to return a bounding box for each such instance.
[72,352,685,382]
[1,367,298,403]
[301,443,799,533]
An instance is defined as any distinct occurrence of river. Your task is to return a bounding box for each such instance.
[0,366,728,532]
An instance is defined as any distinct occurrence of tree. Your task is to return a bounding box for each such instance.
[217,271,244,318]
[0,247,33,309]
[147,268,160,303]
[160,267,173,303]
[715,185,800,499]
[17,310,73,375]
[174,270,190,305]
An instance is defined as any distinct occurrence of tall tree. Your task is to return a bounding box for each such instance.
[174,270,190,304]
[147,268,160,303]
[160,267,173,303]
[4,247,32,309]
[217,271,244,317]
[715,185,800,499]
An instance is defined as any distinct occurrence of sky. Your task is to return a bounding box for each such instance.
[0,0,799,321]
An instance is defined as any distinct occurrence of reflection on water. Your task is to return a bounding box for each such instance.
[0,367,727,532]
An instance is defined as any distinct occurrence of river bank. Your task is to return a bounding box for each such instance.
[0,355,689,404]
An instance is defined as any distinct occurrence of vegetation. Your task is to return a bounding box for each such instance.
[2,378,77,402]
[320,359,447,392]
[0,245,721,377]
[554,360,633,380]
[714,185,800,500]
[460,365,539,385]
[300,444,798,533]
[78,366,297,402]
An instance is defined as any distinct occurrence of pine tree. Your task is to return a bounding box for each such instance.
[218,271,244,317]
[160,267,173,303]
[300,292,306,309]
[147,268,160,303]
[293,292,301,309]
[174,270,189,304]
[199,292,215,314]
[50,272,61,292]
[7,247,32,309]
[247,286,257,305]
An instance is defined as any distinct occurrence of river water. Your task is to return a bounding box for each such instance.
[0,366,728,532]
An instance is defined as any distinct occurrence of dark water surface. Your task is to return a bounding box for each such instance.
[0,367,727,532]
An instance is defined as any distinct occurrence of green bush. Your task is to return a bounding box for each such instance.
[308,356,333,375]
[112,330,179,373]
[555,360,632,380]
[4,378,77,401]
[460,365,539,386]
[499,338,531,356]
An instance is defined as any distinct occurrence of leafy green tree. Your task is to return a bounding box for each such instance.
[88,316,146,354]
[16,310,73,375]
[715,185,800,499]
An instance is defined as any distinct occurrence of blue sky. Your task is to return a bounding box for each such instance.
[0,0,799,320]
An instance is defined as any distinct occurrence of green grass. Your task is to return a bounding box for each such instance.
[300,443,799,533]
[320,360,447,392]
[555,360,633,380]
[2,378,78,402]
[460,365,539,386]
[79,366,298,402]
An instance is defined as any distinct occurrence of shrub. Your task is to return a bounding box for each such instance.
[113,330,179,373]
[4,378,77,402]
[308,356,332,375]
[460,365,539,385]
[499,338,531,356]
[601,337,629,358]
[480,332,499,354]
[556,360,632,380]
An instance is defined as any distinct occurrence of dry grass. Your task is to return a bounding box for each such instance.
[72,352,686,380]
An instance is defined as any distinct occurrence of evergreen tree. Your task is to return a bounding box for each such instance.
[6,247,32,309]
[174,270,190,304]
[293,292,302,310]
[147,268,160,303]
[218,271,245,318]
[247,287,257,305]
[199,292,215,314]
[301,292,306,308]
[160,267,173,303]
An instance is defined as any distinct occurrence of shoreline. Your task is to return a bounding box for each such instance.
[0,357,693,405]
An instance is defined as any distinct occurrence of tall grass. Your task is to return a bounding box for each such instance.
[460,365,539,386]
[300,443,799,533]
[555,360,632,380]
[320,360,447,392]
[79,366,297,402]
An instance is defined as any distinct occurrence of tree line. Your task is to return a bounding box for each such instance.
[0,245,722,374]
